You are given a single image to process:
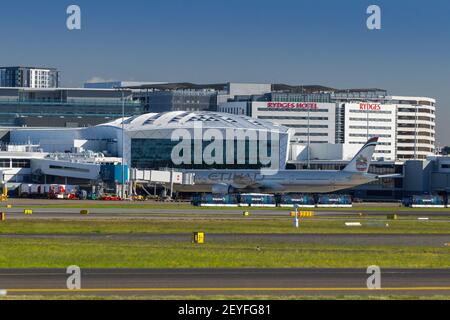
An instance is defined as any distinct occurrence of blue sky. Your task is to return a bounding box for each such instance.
[0,0,449,144]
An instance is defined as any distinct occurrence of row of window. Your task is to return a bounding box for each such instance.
[349,126,392,130]
[0,159,31,168]
[257,108,329,113]
[349,118,392,122]
[350,133,392,138]
[259,116,329,121]
[286,124,329,129]
[294,141,329,144]
[398,131,434,137]
[294,133,329,137]
[398,116,434,122]
[398,124,435,129]
[393,100,435,106]
[398,107,435,113]
[349,142,392,146]
[349,110,392,114]
[397,147,434,152]
[397,139,434,145]
[398,155,429,160]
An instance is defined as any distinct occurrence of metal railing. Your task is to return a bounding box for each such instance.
[0,98,140,107]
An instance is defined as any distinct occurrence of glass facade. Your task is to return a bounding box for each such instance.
[0,99,142,127]
[0,88,142,127]
[135,90,218,113]
[131,138,274,170]
[270,93,332,103]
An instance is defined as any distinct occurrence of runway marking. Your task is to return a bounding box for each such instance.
[4,287,450,293]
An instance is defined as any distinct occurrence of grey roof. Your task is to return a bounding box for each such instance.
[101,111,290,133]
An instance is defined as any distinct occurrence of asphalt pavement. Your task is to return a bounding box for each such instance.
[0,268,449,296]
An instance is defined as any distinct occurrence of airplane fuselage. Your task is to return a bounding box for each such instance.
[175,169,378,194]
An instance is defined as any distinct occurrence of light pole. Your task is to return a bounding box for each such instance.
[123,91,125,199]
[118,88,126,200]
[307,105,311,169]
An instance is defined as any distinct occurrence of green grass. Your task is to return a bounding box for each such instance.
[0,238,448,268]
[9,203,450,212]
[1,218,449,234]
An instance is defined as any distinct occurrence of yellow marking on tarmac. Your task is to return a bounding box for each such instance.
[4,287,450,293]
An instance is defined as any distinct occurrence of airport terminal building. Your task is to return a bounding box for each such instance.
[4,111,292,172]
[0,82,436,163]
[0,81,443,201]
[0,110,446,201]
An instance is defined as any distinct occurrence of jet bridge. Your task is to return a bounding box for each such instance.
[129,169,195,198]
[130,169,192,184]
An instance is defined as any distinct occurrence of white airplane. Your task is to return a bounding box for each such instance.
[176,137,388,194]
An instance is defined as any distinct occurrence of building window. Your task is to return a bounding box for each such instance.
[0,159,10,168]
[12,159,31,168]
[131,138,279,170]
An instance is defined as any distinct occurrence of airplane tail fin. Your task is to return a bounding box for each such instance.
[343,137,379,173]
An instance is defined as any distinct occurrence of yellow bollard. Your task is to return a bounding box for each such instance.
[1,212,5,221]
[23,209,33,215]
[300,211,315,218]
[192,232,205,244]
[6,205,11,209]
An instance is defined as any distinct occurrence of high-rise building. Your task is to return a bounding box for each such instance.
[219,89,437,161]
[0,67,59,88]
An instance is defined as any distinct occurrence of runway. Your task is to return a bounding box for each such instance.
[1,233,449,247]
[0,268,449,296]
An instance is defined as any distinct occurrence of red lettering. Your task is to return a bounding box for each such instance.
[360,103,381,111]
[266,102,318,109]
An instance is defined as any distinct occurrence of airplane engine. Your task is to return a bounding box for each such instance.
[211,183,235,194]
